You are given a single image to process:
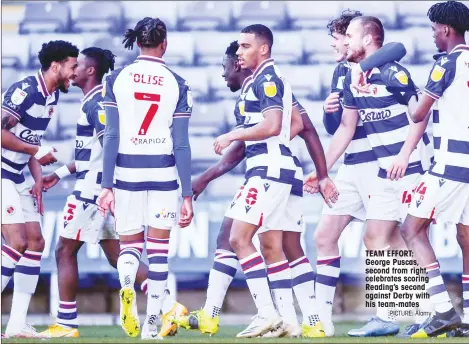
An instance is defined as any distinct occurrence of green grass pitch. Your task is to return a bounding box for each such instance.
[2,323,468,343]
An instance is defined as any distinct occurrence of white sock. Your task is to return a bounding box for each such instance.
[415,293,434,324]
[161,288,175,314]
[203,249,238,318]
[462,274,469,324]
[239,252,276,317]
[56,300,78,329]
[315,255,341,323]
[267,260,298,326]
[1,245,22,292]
[6,250,42,333]
[425,262,453,313]
[146,237,169,319]
[290,256,320,325]
[117,240,144,288]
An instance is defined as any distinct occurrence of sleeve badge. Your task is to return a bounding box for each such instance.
[394,71,408,85]
[263,81,277,97]
[98,110,106,125]
[11,88,27,105]
[430,65,446,82]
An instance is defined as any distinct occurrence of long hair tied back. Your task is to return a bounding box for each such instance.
[123,17,167,50]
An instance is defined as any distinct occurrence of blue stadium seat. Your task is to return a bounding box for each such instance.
[287,1,341,30]
[1,68,18,92]
[179,1,233,31]
[2,35,29,68]
[272,32,303,65]
[396,1,436,28]
[165,32,195,66]
[170,67,209,101]
[71,1,124,34]
[194,32,237,66]
[189,102,227,137]
[280,65,323,100]
[302,30,335,64]
[27,34,85,69]
[122,1,179,31]
[234,1,289,30]
[19,1,71,34]
[343,2,398,29]
[92,36,138,68]
[207,66,238,101]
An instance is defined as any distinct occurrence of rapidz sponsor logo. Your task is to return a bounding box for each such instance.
[130,137,166,145]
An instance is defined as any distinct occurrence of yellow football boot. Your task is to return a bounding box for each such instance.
[119,287,140,337]
[302,321,326,338]
[40,324,80,338]
[173,309,219,335]
[158,302,188,337]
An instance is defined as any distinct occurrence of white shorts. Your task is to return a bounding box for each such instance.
[322,161,378,221]
[1,179,39,225]
[60,194,118,244]
[113,189,179,235]
[366,173,422,223]
[258,195,304,234]
[224,177,293,230]
[407,172,469,225]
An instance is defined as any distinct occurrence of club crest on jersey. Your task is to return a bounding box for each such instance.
[394,71,408,85]
[263,81,277,97]
[11,88,27,105]
[98,110,106,125]
[431,65,446,82]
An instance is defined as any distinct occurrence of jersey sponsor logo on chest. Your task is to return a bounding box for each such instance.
[359,109,392,123]
[19,129,42,144]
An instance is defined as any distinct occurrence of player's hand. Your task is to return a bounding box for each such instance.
[178,196,193,228]
[30,182,44,216]
[387,153,409,181]
[36,147,58,166]
[303,171,319,194]
[324,92,341,113]
[214,133,233,155]
[192,176,209,201]
[97,188,115,217]
[42,174,60,191]
[351,64,371,94]
[318,177,339,208]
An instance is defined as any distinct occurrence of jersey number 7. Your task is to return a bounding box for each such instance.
[134,92,161,135]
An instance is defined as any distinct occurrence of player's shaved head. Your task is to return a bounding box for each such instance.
[351,16,385,47]
[241,24,273,52]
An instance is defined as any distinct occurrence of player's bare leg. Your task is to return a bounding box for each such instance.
[314,215,353,336]
[282,231,324,338]
[401,215,460,338]
[348,220,400,337]
[1,224,28,292]
[5,222,47,338]
[117,232,145,338]
[259,230,299,337]
[230,220,281,338]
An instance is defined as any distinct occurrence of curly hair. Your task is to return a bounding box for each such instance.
[38,40,79,71]
[428,0,469,35]
[327,9,363,36]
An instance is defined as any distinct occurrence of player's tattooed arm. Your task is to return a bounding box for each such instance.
[1,111,39,155]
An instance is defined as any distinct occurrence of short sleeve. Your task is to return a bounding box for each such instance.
[254,74,285,114]
[383,64,418,105]
[87,104,106,138]
[173,81,192,119]
[423,56,456,100]
[331,63,346,94]
[342,72,357,109]
[296,100,307,115]
[101,74,117,108]
[2,81,32,120]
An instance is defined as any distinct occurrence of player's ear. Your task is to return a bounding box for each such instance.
[234,58,241,72]
[50,61,60,74]
[161,39,168,54]
[444,25,450,37]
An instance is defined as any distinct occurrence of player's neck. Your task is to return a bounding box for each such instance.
[82,79,100,97]
[364,45,379,60]
[445,37,466,53]
[238,70,253,85]
[252,56,271,72]
[42,70,58,94]
[140,47,164,59]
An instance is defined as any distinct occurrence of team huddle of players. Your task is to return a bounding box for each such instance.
[1,0,469,340]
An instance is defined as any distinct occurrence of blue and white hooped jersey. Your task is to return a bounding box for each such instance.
[343,62,427,179]
[242,58,299,189]
[424,45,469,183]
[236,75,303,196]
[1,70,59,184]
[331,61,376,165]
[431,102,440,163]
[72,84,106,203]
[102,55,192,191]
